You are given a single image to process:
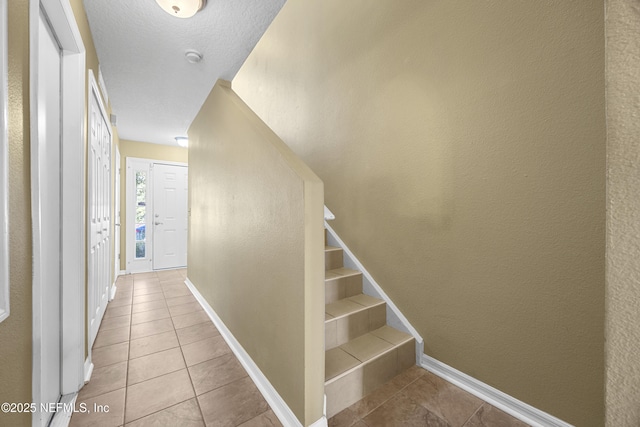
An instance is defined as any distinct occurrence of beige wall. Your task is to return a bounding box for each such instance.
[234,1,605,425]
[0,0,32,425]
[117,139,187,271]
[605,1,640,425]
[188,81,324,425]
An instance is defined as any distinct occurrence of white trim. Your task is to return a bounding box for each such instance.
[83,358,94,384]
[30,1,86,425]
[323,205,335,221]
[324,222,424,363]
[109,283,117,301]
[48,393,77,427]
[126,158,154,273]
[119,270,126,276]
[421,354,573,427]
[185,278,327,427]
[0,0,9,324]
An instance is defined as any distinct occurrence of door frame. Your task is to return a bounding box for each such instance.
[87,71,112,351]
[0,0,9,324]
[114,145,121,287]
[125,158,187,273]
[29,0,86,422]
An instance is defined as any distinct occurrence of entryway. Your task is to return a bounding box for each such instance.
[126,159,188,273]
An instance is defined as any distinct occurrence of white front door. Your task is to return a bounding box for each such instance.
[153,164,188,270]
[36,9,62,425]
[88,75,111,347]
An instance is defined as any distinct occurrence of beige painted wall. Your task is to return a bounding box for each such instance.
[605,1,640,425]
[0,0,32,425]
[188,81,324,425]
[118,139,187,271]
[234,1,605,425]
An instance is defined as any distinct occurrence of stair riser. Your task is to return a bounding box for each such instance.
[325,340,415,418]
[325,249,343,270]
[326,275,362,304]
[325,305,386,350]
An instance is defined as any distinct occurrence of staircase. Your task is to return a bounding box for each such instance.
[324,230,415,418]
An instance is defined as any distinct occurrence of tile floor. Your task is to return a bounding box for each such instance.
[69,269,282,427]
[71,269,529,427]
[328,365,530,427]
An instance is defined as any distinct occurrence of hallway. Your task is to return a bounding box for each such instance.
[69,270,281,427]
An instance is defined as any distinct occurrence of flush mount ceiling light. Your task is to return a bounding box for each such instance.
[175,137,188,147]
[155,0,206,18]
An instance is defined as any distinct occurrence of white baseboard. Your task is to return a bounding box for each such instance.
[184,278,327,427]
[83,358,93,384]
[324,222,424,363]
[109,283,117,301]
[421,354,573,427]
[48,393,77,427]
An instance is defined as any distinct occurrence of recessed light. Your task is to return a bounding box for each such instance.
[175,137,188,147]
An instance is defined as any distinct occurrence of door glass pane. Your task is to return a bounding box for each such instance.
[135,171,146,259]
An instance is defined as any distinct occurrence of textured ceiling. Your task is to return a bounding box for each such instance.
[84,0,285,146]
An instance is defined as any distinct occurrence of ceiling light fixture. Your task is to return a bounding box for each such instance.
[155,0,206,19]
[175,137,189,147]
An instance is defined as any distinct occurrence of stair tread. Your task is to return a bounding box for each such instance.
[325,294,384,320]
[325,245,341,252]
[325,326,414,382]
[325,267,361,281]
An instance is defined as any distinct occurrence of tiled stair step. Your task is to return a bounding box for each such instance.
[324,326,415,418]
[325,294,386,350]
[325,267,362,304]
[325,245,343,270]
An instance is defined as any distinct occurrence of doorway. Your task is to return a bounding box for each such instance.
[30,0,86,425]
[126,158,188,273]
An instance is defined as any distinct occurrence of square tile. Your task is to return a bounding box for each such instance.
[176,322,220,346]
[166,295,198,307]
[168,301,203,317]
[78,361,127,400]
[92,342,129,368]
[348,294,382,307]
[99,315,131,332]
[181,335,231,367]
[325,320,338,350]
[94,326,130,349]
[336,310,369,345]
[129,330,179,360]
[131,307,171,325]
[399,372,483,427]
[189,353,248,395]
[363,350,398,395]
[326,348,360,381]
[163,287,192,299]
[128,347,185,385]
[109,295,133,308]
[132,299,167,314]
[238,410,283,427]
[198,376,269,427]
[125,398,204,427]
[463,403,530,427]
[370,326,412,346]
[104,305,132,319]
[171,311,210,329]
[133,286,164,297]
[70,388,125,427]
[125,369,195,423]
[132,292,165,304]
[363,393,447,427]
[130,318,174,340]
[340,334,393,363]
[326,300,365,318]
[326,368,364,419]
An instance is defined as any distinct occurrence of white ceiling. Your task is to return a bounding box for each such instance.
[84,0,285,147]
